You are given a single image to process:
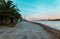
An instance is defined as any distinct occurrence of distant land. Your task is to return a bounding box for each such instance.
[48,19,60,21]
[33,19,60,21]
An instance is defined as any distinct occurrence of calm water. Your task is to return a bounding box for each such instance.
[32,21,60,31]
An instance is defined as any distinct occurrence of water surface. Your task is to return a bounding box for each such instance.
[32,21,60,31]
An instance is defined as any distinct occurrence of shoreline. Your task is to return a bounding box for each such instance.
[28,21,60,39]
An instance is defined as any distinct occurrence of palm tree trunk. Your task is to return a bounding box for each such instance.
[10,17,14,23]
[6,17,10,24]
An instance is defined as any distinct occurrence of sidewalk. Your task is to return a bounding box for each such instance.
[0,21,58,39]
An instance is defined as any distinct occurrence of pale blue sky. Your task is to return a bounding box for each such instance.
[12,0,60,19]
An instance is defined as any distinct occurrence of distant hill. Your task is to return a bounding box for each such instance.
[48,19,60,21]
[33,19,60,21]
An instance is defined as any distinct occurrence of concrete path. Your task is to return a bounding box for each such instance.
[0,21,58,39]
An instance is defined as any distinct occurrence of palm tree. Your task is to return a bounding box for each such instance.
[0,0,22,24]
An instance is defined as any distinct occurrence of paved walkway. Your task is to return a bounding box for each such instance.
[0,21,58,39]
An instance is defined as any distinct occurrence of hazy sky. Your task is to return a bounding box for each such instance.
[13,0,60,19]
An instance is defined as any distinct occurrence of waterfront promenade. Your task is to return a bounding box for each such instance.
[0,21,59,39]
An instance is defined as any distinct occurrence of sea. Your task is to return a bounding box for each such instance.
[31,20,60,31]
